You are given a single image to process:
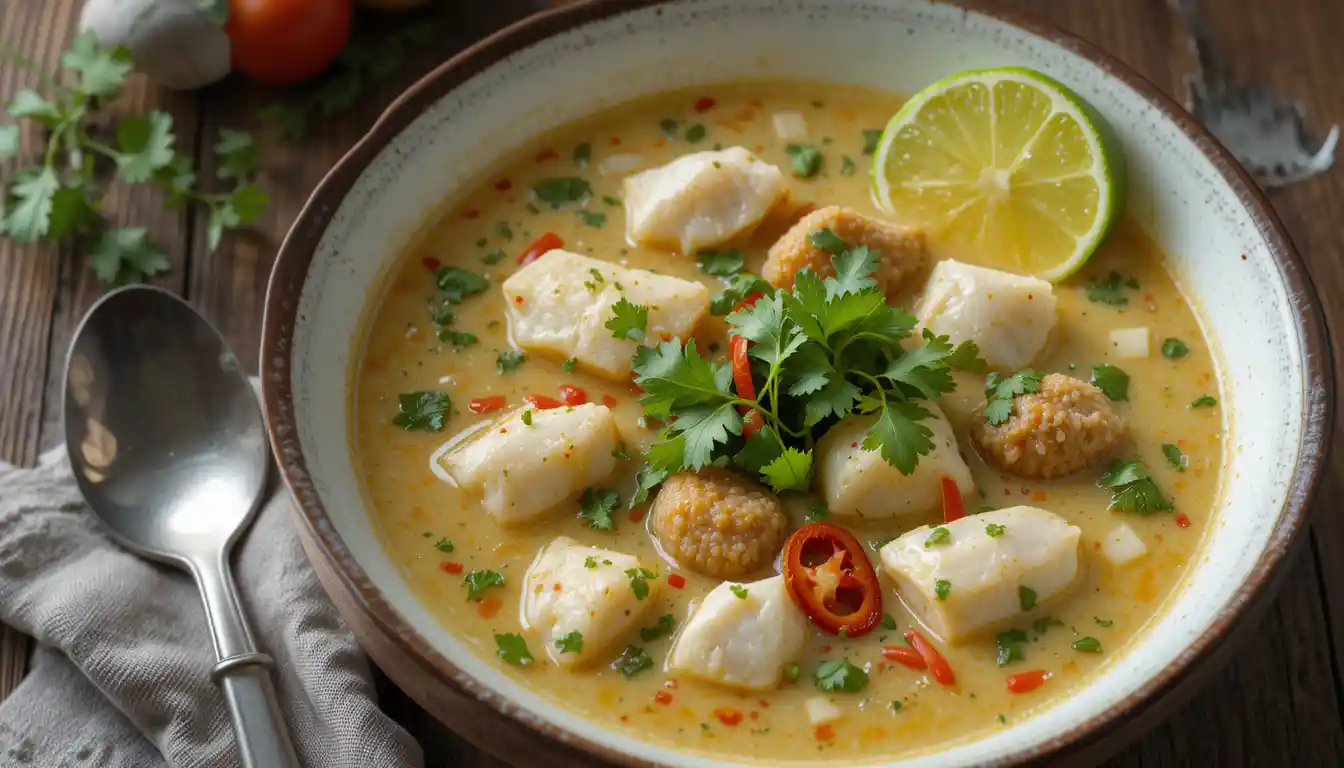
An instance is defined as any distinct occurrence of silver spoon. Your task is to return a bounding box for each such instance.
[63,285,300,768]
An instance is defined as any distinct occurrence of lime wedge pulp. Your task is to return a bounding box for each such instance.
[871,67,1126,281]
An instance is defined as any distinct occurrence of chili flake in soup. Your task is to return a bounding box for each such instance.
[354,83,1222,763]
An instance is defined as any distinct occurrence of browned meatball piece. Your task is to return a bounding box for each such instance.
[973,373,1126,479]
[649,468,789,580]
[762,205,926,297]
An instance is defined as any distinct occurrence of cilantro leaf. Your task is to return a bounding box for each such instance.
[1190,395,1217,408]
[671,402,742,469]
[436,267,490,303]
[986,523,1007,538]
[497,349,526,372]
[730,584,749,599]
[983,370,1045,426]
[62,32,132,97]
[1098,459,1173,514]
[784,342,833,396]
[883,330,958,399]
[808,228,848,255]
[1162,443,1187,471]
[46,186,95,241]
[630,463,670,509]
[631,339,730,418]
[572,142,591,167]
[711,273,773,315]
[433,538,454,553]
[215,128,260,181]
[116,111,177,183]
[996,629,1027,666]
[945,340,988,372]
[813,659,868,693]
[577,210,605,228]
[613,645,653,677]
[626,567,656,600]
[785,144,822,178]
[1091,364,1130,401]
[88,227,170,284]
[463,569,505,601]
[392,391,451,432]
[494,633,534,666]
[861,128,882,154]
[803,376,861,428]
[1161,338,1190,359]
[1086,271,1135,305]
[1071,637,1103,653]
[1019,585,1037,611]
[734,425,784,473]
[555,631,584,654]
[205,183,270,250]
[640,614,677,642]
[863,402,934,475]
[760,447,812,492]
[533,177,591,208]
[827,245,880,296]
[924,526,950,548]
[0,125,18,160]
[438,329,478,350]
[6,167,59,243]
[934,579,951,601]
[606,298,648,342]
[578,487,619,531]
[685,123,707,143]
[6,90,61,128]
[697,250,744,276]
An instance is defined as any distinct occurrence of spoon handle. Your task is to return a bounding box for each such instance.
[193,554,301,768]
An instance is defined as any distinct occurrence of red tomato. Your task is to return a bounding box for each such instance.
[519,232,564,265]
[226,0,352,85]
[524,394,564,410]
[881,646,927,670]
[782,523,883,637]
[559,385,588,407]
[468,396,506,415]
[1006,669,1051,693]
[941,476,965,523]
[904,630,956,686]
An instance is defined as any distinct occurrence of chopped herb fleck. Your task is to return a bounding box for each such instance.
[934,579,951,601]
[685,124,706,143]
[433,537,454,554]
[555,631,584,654]
[996,628,1027,666]
[658,117,679,137]
[494,221,513,240]
[578,487,619,531]
[583,556,599,569]
[1190,395,1217,408]
[1162,443,1187,471]
[890,700,903,712]
[697,249,745,276]
[494,633,534,666]
[392,391,451,432]
[880,614,897,631]
[520,409,533,426]
[626,567,657,600]
[602,195,621,206]
[1070,636,1103,653]
[532,177,591,208]
[640,614,677,642]
[1161,338,1189,359]
[985,523,1007,538]
[482,249,505,265]
[1091,364,1130,401]
[805,499,829,524]
[435,266,490,304]
[497,349,526,372]
[840,155,856,176]
[1019,585,1037,611]
[572,142,591,167]
[730,584,749,600]
[1098,459,1173,514]
[924,527,951,548]
[1095,617,1114,628]
[612,442,631,461]
[784,662,801,682]
[861,128,882,155]
[578,210,606,228]
[785,144,822,178]
[613,645,653,677]
[463,569,505,601]
[1086,271,1136,305]
[1032,616,1064,635]
[605,298,648,342]
[562,356,577,372]
[814,658,868,693]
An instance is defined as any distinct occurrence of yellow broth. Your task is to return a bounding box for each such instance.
[352,84,1222,763]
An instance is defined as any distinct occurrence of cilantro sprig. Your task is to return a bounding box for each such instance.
[984,370,1044,425]
[1098,459,1173,514]
[0,32,267,284]
[628,229,983,497]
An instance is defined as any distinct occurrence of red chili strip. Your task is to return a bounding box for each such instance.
[667,574,686,589]
[881,645,927,670]
[904,629,956,686]
[518,232,564,266]
[694,97,716,112]
[468,395,507,414]
[941,476,965,523]
[422,256,441,271]
[524,394,565,410]
[1006,669,1050,694]
[559,385,588,407]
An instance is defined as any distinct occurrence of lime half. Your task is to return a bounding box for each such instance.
[871,67,1126,281]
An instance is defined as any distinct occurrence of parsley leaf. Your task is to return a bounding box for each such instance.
[697,250,744,276]
[463,569,505,601]
[984,370,1045,425]
[1161,338,1189,359]
[533,177,591,208]
[1162,443,1187,471]
[555,631,584,654]
[640,614,676,642]
[625,567,656,600]
[392,391,451,432]
[785,144,822,178]
[613,646,653,677]
[996,629,1028,666]
[1098,459,1173,514]
[730,584,749,599]
[497,350,526,372]
[436,267,490,303]
[1091,364,1130,401]
[760,447,812,492]
[6,167,59,244]
[606,298,649,342]
[1086,271,1136,305]
[578,488,618,531]
[813,659,868,693]
[494,633,534,666]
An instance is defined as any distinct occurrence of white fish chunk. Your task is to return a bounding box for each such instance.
[623,146,787,253]
[815,403,976,519]
[522,536,660,667]
[667,574,807,690]
[441,403,618,523]
[503,250,709,380]
[914,260,1057,370]
[879,506,1082,642]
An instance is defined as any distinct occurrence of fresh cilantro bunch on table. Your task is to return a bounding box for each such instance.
[626,228,984,502]
[0,31,267,284]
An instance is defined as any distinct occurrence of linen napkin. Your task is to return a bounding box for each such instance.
[0,444,425,768]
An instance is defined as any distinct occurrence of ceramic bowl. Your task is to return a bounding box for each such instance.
[260,1,1333,765]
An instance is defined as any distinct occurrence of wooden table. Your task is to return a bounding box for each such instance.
[4,1,1343,764]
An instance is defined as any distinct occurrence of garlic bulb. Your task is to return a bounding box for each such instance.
[79,0,231,91]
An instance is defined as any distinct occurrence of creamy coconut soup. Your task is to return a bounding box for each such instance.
[353,82,1222,763]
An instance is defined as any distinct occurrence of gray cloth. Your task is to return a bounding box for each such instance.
[0,447,424,768]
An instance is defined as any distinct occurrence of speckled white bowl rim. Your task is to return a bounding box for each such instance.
[260,1,1333,766]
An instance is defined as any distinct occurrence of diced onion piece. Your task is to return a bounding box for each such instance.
[805,696,843,725]
[1110,327,1150,358]
[772,110,808,140]
[599,153,648,176]
[1100,523,1148,566]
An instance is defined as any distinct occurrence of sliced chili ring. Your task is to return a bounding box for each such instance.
[518,232,563,266]
[941,476,965,523]
[782,523,883,637]
[904,629,956,686]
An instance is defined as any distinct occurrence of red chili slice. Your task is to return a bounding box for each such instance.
[468,395,507,414]
[422,256,441,271]
[941,476,965,523]
[1006,669,1051,693]
[904,630,956,686]
[881,646,927,670]
[601,394,619,409]
[782,523,883,637]
[667,574,686,589]
[559,385,588,406]
[518,232,564,266]
[524,394,565,410]
[729,292,766,435]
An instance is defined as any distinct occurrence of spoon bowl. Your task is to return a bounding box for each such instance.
[64,285,298,768]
